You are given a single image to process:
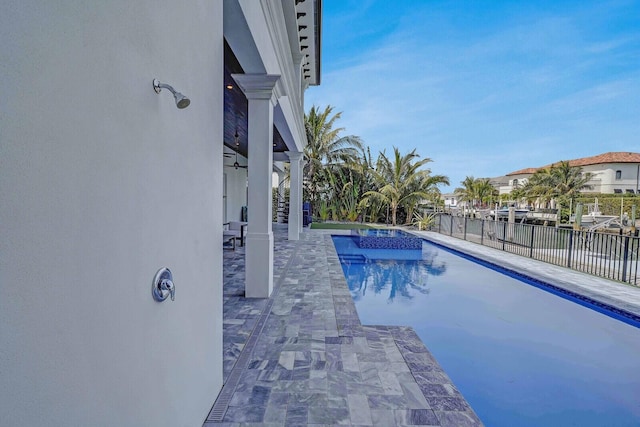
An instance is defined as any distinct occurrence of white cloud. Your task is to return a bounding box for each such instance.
[306,1,640,191]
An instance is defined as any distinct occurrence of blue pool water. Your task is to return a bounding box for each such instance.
[332,235,640,427]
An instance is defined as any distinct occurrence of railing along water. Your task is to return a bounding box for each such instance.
[432,214,639,286]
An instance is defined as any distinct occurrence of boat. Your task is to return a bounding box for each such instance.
[491,207,530,221]
[570,198,617,227]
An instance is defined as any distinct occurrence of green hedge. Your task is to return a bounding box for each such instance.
[575,194,640,216]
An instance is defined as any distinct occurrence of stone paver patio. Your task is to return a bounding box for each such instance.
[206,224,640,426]
[206,225,482,426]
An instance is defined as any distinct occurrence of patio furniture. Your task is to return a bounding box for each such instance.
[224,221,248,247]
[223,230,236,250]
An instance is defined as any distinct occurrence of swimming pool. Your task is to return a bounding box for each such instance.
[332,234,640,426]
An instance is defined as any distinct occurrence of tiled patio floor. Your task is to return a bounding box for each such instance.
[207,224,640,426]
[206,225,482,426]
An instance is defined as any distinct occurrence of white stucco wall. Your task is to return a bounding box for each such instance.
[0,2,224,426]
[225,164,249,222]
[584,163,640,193]
[499,163,640,195]
[499,174,531,195]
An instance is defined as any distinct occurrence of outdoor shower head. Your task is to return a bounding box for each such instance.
[153,79,191,109]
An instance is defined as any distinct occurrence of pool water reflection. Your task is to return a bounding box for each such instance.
[332,235,640,427]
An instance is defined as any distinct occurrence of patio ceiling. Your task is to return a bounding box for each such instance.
[224,40,287,160]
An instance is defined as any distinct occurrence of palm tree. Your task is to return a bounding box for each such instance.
[454,177,497,209]
[474,178,498,208]
[549,161,593,200]
[304,105,363,215]
[404,173,449,223]
[520,161,592,208]
[454,176,478,208]
[345,146,381,222]
[519,170,556,207]
[359,147,449,226]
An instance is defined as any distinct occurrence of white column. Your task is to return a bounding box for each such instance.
[232,74,281,298]
[276,171,286,224]
[286,151,304,240]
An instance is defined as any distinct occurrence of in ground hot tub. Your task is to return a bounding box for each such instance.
[352,228,423,249]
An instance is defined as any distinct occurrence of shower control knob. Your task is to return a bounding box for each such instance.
[152,267,175,302]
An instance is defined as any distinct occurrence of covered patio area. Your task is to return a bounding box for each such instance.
[205,224,482,426]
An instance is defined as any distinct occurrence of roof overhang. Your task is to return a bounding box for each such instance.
[283,0,321,86]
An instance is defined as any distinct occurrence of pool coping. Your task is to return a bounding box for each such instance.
[323,231,484,426]
[207,227,484,426]
[212,225,640,426]
[326,226,640,426]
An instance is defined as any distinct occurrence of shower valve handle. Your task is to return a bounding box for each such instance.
[152,268,175,302]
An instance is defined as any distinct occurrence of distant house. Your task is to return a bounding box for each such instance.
[441,193,460,209]
[499,168,538,195]
[489,175,509,189]
[498,152,640,195]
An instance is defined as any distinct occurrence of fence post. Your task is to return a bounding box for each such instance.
[622,236,630,283]
[529,226,535,258]
[450,216,453,236]
[480,219,485,245]
[438,214,442,234]
[463,216,468,240]
[567,230,574,269]
[502,221,506,251]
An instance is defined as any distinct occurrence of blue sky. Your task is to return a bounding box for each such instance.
[305,0,640,192]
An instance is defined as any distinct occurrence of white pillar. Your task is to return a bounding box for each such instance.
[287,151,304,240]
[276,171,286,224]
[232,74,281,298]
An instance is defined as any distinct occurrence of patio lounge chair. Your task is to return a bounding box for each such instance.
[223,230,236,250]
[225,221,247,247]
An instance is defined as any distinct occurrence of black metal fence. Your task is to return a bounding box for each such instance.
[431,214,639,286]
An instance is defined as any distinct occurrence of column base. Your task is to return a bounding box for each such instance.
[245,232,274,298]
[288,219,300,240]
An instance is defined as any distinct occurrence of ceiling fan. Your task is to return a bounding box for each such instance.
[225,131,247,169]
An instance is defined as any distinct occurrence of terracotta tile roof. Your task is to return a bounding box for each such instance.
[506,167,539,176]
[506,152,640,176]
[564,151,640,167]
